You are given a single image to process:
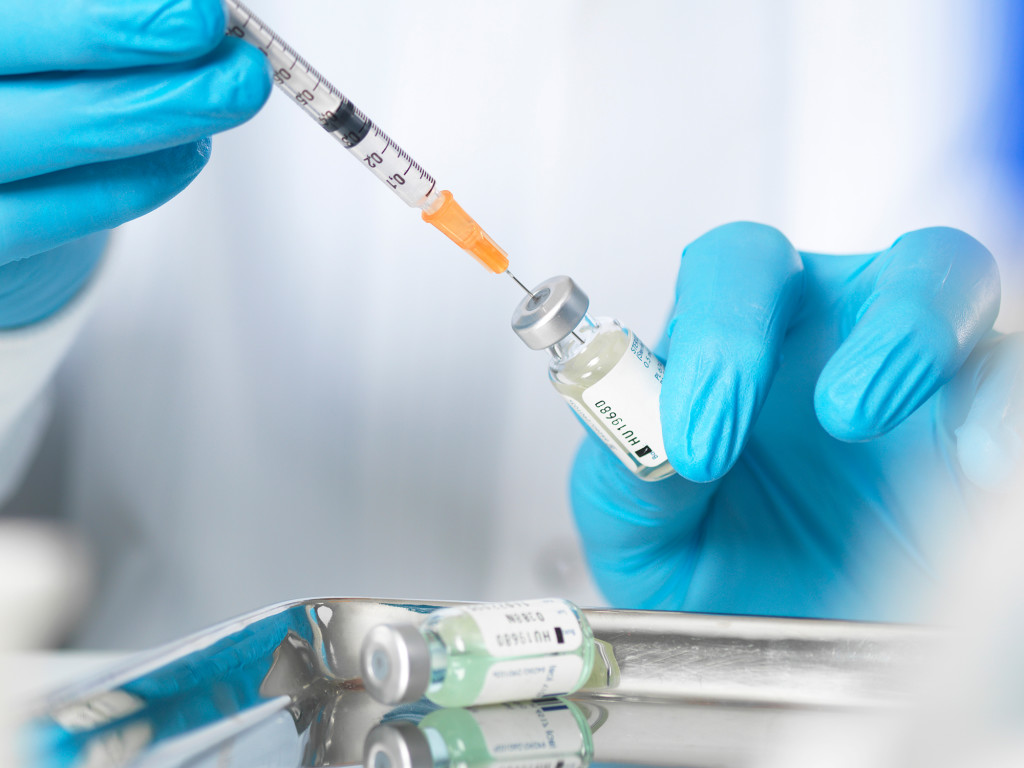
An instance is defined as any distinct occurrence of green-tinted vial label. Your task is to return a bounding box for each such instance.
[421,699,592,768]
[426,599,595,707]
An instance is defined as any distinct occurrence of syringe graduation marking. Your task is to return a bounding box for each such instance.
[224,0,437,208]
[232,4,371,144]
[222,0,510,274]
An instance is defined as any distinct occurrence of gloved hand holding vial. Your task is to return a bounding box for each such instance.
[571,223,1023,620]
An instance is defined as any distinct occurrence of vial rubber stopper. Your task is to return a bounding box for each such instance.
[360,624,432,705]
[364,722,433,768]
[510,276,590,350]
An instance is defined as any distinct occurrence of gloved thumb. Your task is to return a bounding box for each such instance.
[570,435,718,609]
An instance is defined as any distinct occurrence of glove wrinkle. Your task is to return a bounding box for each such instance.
[817,322,941,441]
[572,224,1010,620]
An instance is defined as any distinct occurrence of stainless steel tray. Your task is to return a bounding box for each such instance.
[27,598,935,767]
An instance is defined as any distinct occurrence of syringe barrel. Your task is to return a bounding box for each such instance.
[222,0,442,209]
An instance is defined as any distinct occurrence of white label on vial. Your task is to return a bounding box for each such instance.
[473,701,586,760]
[579,331,667,468]
[473,656,585,706]
[467,599,584,656]
[562,396,634,467]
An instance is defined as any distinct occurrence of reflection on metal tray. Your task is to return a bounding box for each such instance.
[26,598,937,768]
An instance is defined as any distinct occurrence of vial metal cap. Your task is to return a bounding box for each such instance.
[364,722,433,768]
[360,624,431,705]
[511,275,589,350]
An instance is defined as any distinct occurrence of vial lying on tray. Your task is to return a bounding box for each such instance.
[364,697,594,768]
[360,598,595,707]
[511,276,675,481]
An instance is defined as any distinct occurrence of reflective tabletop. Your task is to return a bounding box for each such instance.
[22,598,937,768]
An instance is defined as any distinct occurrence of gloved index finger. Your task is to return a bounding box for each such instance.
[0,0,227,75]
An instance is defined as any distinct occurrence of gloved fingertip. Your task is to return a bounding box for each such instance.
[195,135,213,164]
[813,376,874,442]
[153,139,213,187]
[169,0,228,57]
[128,0,228,60]
[211,38,274,120]
[101,140,214,220]
[814,376,916,443]
[662,355,750,482]
[955,420,1022,491]
[682,221,797,270]
[815,313,947,441]
[666,436,735,483]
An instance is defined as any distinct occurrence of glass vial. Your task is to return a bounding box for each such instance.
[511,276,675,481]
[364,698,594,768]
[360,599,595,707]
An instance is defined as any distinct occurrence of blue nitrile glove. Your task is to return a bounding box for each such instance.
[0,0,273,328]
[571,222,1023,621]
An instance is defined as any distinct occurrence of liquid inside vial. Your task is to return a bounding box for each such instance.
[549,319,674,481]
[423,602,595,708]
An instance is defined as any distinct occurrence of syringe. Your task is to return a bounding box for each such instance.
[223,1,528,292]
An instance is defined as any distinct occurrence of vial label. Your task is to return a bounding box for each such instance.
[473,700,587,761]
[473,656,586,706]
[563,397,635,468]
[579,331,667,468]
[466,599,584,656]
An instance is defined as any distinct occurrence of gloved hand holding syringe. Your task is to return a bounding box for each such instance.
[223,0,534,294]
